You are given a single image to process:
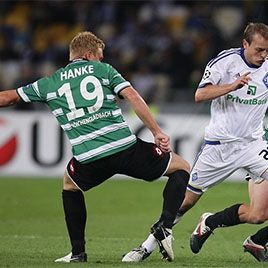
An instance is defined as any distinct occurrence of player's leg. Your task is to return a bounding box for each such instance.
[55,170,88,263]
[243,225,268,262]
[123,151,191,262]
[240,176,268,261]
[122,142,190,262]
[157,152,190,229]
[201,175,268,231]
[123,148,206,262]
[238,140,268,224]
[149,152,190,261]
[55,157,114,263]
[135,189,201,259]
[124,141,233,261]
[239,178,268,224]
[190,140,268,254]
[173,189,203,224]
[190,177,268,255]
[240,144,268,261]
[242,179,268,261]
[190,179,250,254]
[190,203,243,254]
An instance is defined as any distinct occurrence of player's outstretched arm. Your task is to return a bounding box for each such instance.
[0,89,20,107]
[120,86,170,152]
[195,72,251,102]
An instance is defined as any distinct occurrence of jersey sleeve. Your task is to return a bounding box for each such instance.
[198,63,222,88]
[16,77,49,103]
[107,64,131,96]
[198,48,241,88]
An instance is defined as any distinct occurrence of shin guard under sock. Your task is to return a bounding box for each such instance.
[251,226,268,246]
[62,190,87,254]
[160,170,189,228]
[205,203,242,231]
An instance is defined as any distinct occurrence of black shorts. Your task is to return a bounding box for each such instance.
[66,138,171,191]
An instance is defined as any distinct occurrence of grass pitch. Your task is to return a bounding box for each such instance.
[0,177,266,268]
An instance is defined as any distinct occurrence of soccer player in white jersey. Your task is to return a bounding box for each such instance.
[124,22,268,262]
[0,31,191,263]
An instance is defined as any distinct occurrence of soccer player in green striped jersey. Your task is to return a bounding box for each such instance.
[0,31,190,263]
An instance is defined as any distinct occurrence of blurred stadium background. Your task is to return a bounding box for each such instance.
[1,0,267,110]
[0,0,267,177]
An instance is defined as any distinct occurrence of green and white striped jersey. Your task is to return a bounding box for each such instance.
[17,59,136,163]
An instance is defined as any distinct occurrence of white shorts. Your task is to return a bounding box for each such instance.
[188,139,268,194]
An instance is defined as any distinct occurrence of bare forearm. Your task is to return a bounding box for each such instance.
[121,86,161,135]
[195,84,235,102]
[131,96,161,135]
[196,72,251,102]
[121,86,170,151]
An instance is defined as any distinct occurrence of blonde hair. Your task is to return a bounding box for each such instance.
[243,22,268,44]
[69,31,105,60]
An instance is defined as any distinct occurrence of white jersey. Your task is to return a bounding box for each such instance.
[199,47,268,143]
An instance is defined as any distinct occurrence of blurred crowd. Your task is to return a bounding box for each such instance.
[0,0,267,110]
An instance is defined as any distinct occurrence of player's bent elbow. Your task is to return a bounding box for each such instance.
[195,93,203,103]
[195,95,202,103]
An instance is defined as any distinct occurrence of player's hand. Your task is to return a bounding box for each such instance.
[232,72,251,90]
[154,132,171,153]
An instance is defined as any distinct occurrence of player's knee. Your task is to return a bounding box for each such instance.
[64,183,79,191]
[181,160,191,173]
[170,153,190,173]
[178,157,190,173]
[63,171,80,191]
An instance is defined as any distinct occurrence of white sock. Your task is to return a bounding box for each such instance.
[141,234,158,253]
